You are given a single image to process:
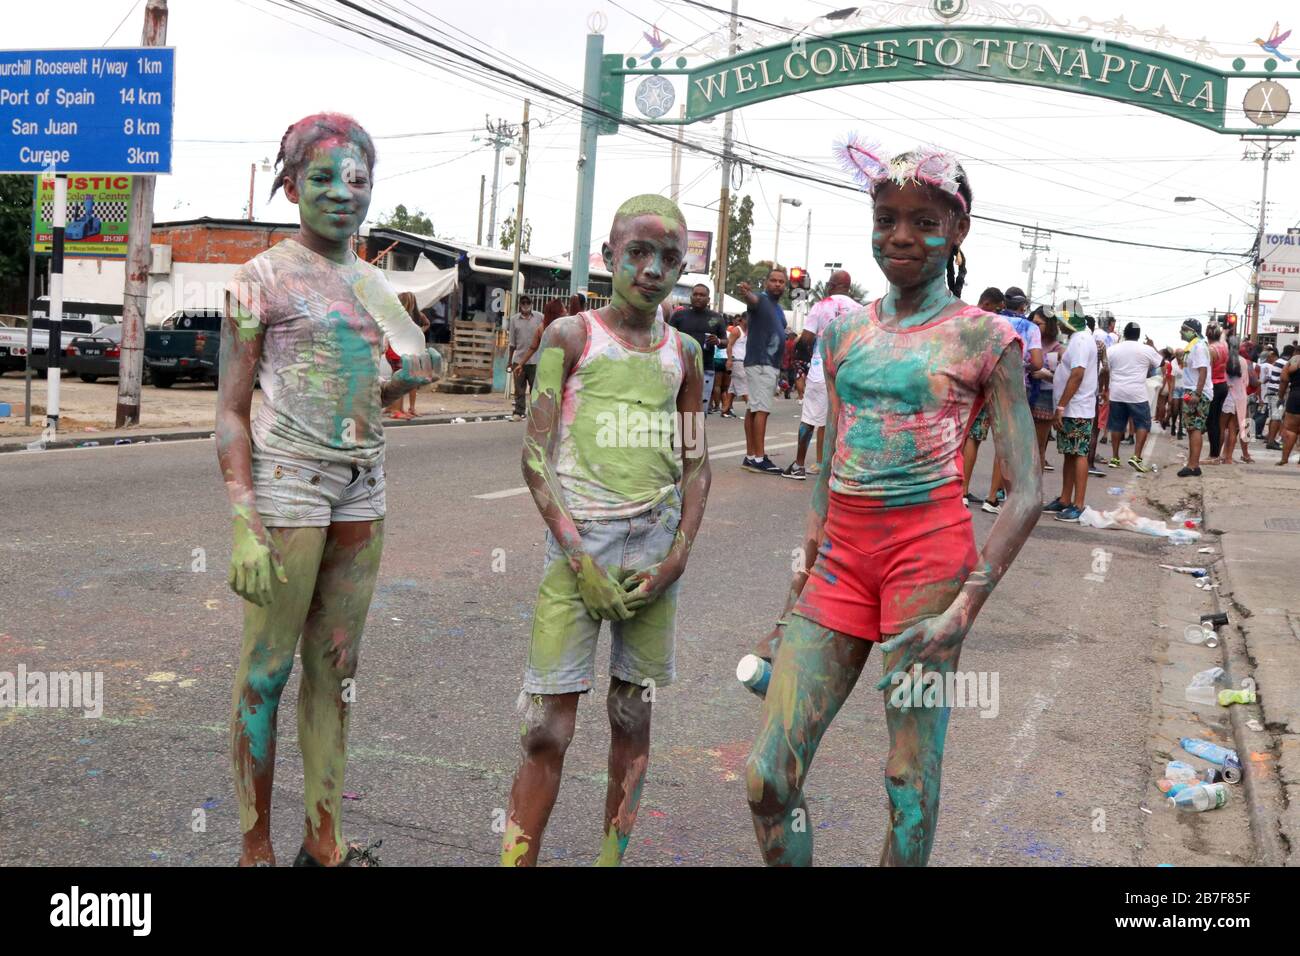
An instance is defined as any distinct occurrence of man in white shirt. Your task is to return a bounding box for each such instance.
[783,270,859,480]
[1044,312,1099,522]
[1104,322,1163,472]
[1177,318,1212,477]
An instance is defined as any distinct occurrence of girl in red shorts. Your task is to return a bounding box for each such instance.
[744,141,1042,866]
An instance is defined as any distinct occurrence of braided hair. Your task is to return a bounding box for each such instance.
[270,113,377,199]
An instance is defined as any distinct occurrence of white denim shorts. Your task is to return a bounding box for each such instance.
[252,450,386,527]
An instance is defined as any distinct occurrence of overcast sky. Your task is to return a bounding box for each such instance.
[9,0,1299,346]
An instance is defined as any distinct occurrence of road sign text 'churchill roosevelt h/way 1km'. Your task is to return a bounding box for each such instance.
[0,47,174,174]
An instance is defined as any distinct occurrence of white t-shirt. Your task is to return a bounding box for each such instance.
[1053,329,1099,419]
[1181,339,1213,399]
[1105,340,1162,404]
[803,293,859,384]
[1094,329,1117,349]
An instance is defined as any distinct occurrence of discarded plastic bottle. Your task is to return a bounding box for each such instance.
[1180,737,1243,783]
[1169,782,1229,812]
[736,654,771,698]
[1167,529,1200,546]
[1217,688,1257,706]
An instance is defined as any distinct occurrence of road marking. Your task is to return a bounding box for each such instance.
[475,486,532,500]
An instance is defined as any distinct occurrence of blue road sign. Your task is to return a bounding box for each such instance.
[0,47,175,174]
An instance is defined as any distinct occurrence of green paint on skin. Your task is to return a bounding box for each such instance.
[501,818,531,866]
[595,749,649,867]
[296,141,372,251]
[878,265,955,330]
[298,523,384,847]
[231,526,328,834]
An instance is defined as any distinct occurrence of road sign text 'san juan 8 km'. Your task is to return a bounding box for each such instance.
[0,47,175,174]
[1243,80,1290,128]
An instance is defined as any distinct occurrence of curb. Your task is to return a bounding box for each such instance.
[0,411,515,454]
[1200,474,1289,866]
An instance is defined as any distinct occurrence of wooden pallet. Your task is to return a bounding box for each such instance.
[450,319,497,382]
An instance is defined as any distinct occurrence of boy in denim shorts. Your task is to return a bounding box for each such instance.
[500,195,712,866]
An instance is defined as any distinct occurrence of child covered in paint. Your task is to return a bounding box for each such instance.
[500,195,711,866]
[216,113,441,867]
[745,141,1042,866]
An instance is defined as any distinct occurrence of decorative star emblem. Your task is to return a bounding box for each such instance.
[635,75,676,118]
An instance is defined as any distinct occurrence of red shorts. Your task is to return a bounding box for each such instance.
[793,490,978,642]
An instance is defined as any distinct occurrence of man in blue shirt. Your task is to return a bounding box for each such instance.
[738,267,788,474]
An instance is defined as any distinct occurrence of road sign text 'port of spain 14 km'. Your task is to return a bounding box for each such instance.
[0,47,175,174]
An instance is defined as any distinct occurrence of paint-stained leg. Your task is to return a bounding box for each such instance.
[879,628,963,868]
[231,526,327,866]
[596,677,652,866]
[746,615,870,866]
[501,691,579,866]
[296,519,384,866]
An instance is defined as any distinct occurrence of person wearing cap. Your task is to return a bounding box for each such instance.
[1043,311,1099,522]
[1104,323,1162,472]
[1177,318,1212,477]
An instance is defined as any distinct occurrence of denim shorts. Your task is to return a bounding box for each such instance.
[1107,400,1151,435]
[524,492,682,695]
[252,450,386,527]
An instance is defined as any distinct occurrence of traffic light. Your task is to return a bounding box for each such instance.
[788,266,810,290]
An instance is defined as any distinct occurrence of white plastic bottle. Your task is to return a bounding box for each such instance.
[1169,782,1229,812]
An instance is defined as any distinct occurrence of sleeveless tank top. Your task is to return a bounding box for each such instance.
[555,310,687,520]
[732,330,747,364]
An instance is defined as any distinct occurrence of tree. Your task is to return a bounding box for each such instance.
[0,174,33,312]
[499,213,531,254]
[722,194,753,286]
[811,278,868,303]
[377,203,435,236]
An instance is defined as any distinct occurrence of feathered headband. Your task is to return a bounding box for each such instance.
[833,134,968,212]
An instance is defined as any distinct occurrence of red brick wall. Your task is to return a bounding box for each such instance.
[151,224,298,264]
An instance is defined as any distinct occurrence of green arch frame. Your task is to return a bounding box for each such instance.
[602,26,1297,136]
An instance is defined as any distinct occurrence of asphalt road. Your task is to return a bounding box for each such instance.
[0,399,1182,866]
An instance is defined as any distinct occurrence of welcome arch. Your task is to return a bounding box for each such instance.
[568,23,1297,293]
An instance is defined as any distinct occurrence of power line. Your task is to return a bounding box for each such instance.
[301,0,1251,259]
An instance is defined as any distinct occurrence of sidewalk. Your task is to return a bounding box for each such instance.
[0,387,513,453]
[1148,441,1300,865]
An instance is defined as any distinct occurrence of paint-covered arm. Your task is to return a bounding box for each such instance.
[876,344,1041,687]
[521,317,631,622]
[215,292,285,608]
[379,346,443,405]
[623,335,711,611]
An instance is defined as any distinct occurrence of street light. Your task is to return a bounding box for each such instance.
[1173,196,1257,232]
[774,194,802,265]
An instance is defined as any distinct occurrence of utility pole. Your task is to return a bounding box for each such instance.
[476,174,486,245]
[804,209,811,271]
[1242,135,1291,338]
[115,0,167,428]
[670,104,685,202]
[712,0,739,314]
[1066,281,1089,306]
[506,100,530,321]
[484,115,516,249]
[569,28,605,296]
[1019,222,1049,303]
[1045,255,1070,306]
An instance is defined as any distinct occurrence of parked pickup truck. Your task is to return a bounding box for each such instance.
[144,309,223,388]
[0,318,100,375]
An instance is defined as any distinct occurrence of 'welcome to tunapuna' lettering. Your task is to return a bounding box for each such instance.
[689,32,1218,120]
